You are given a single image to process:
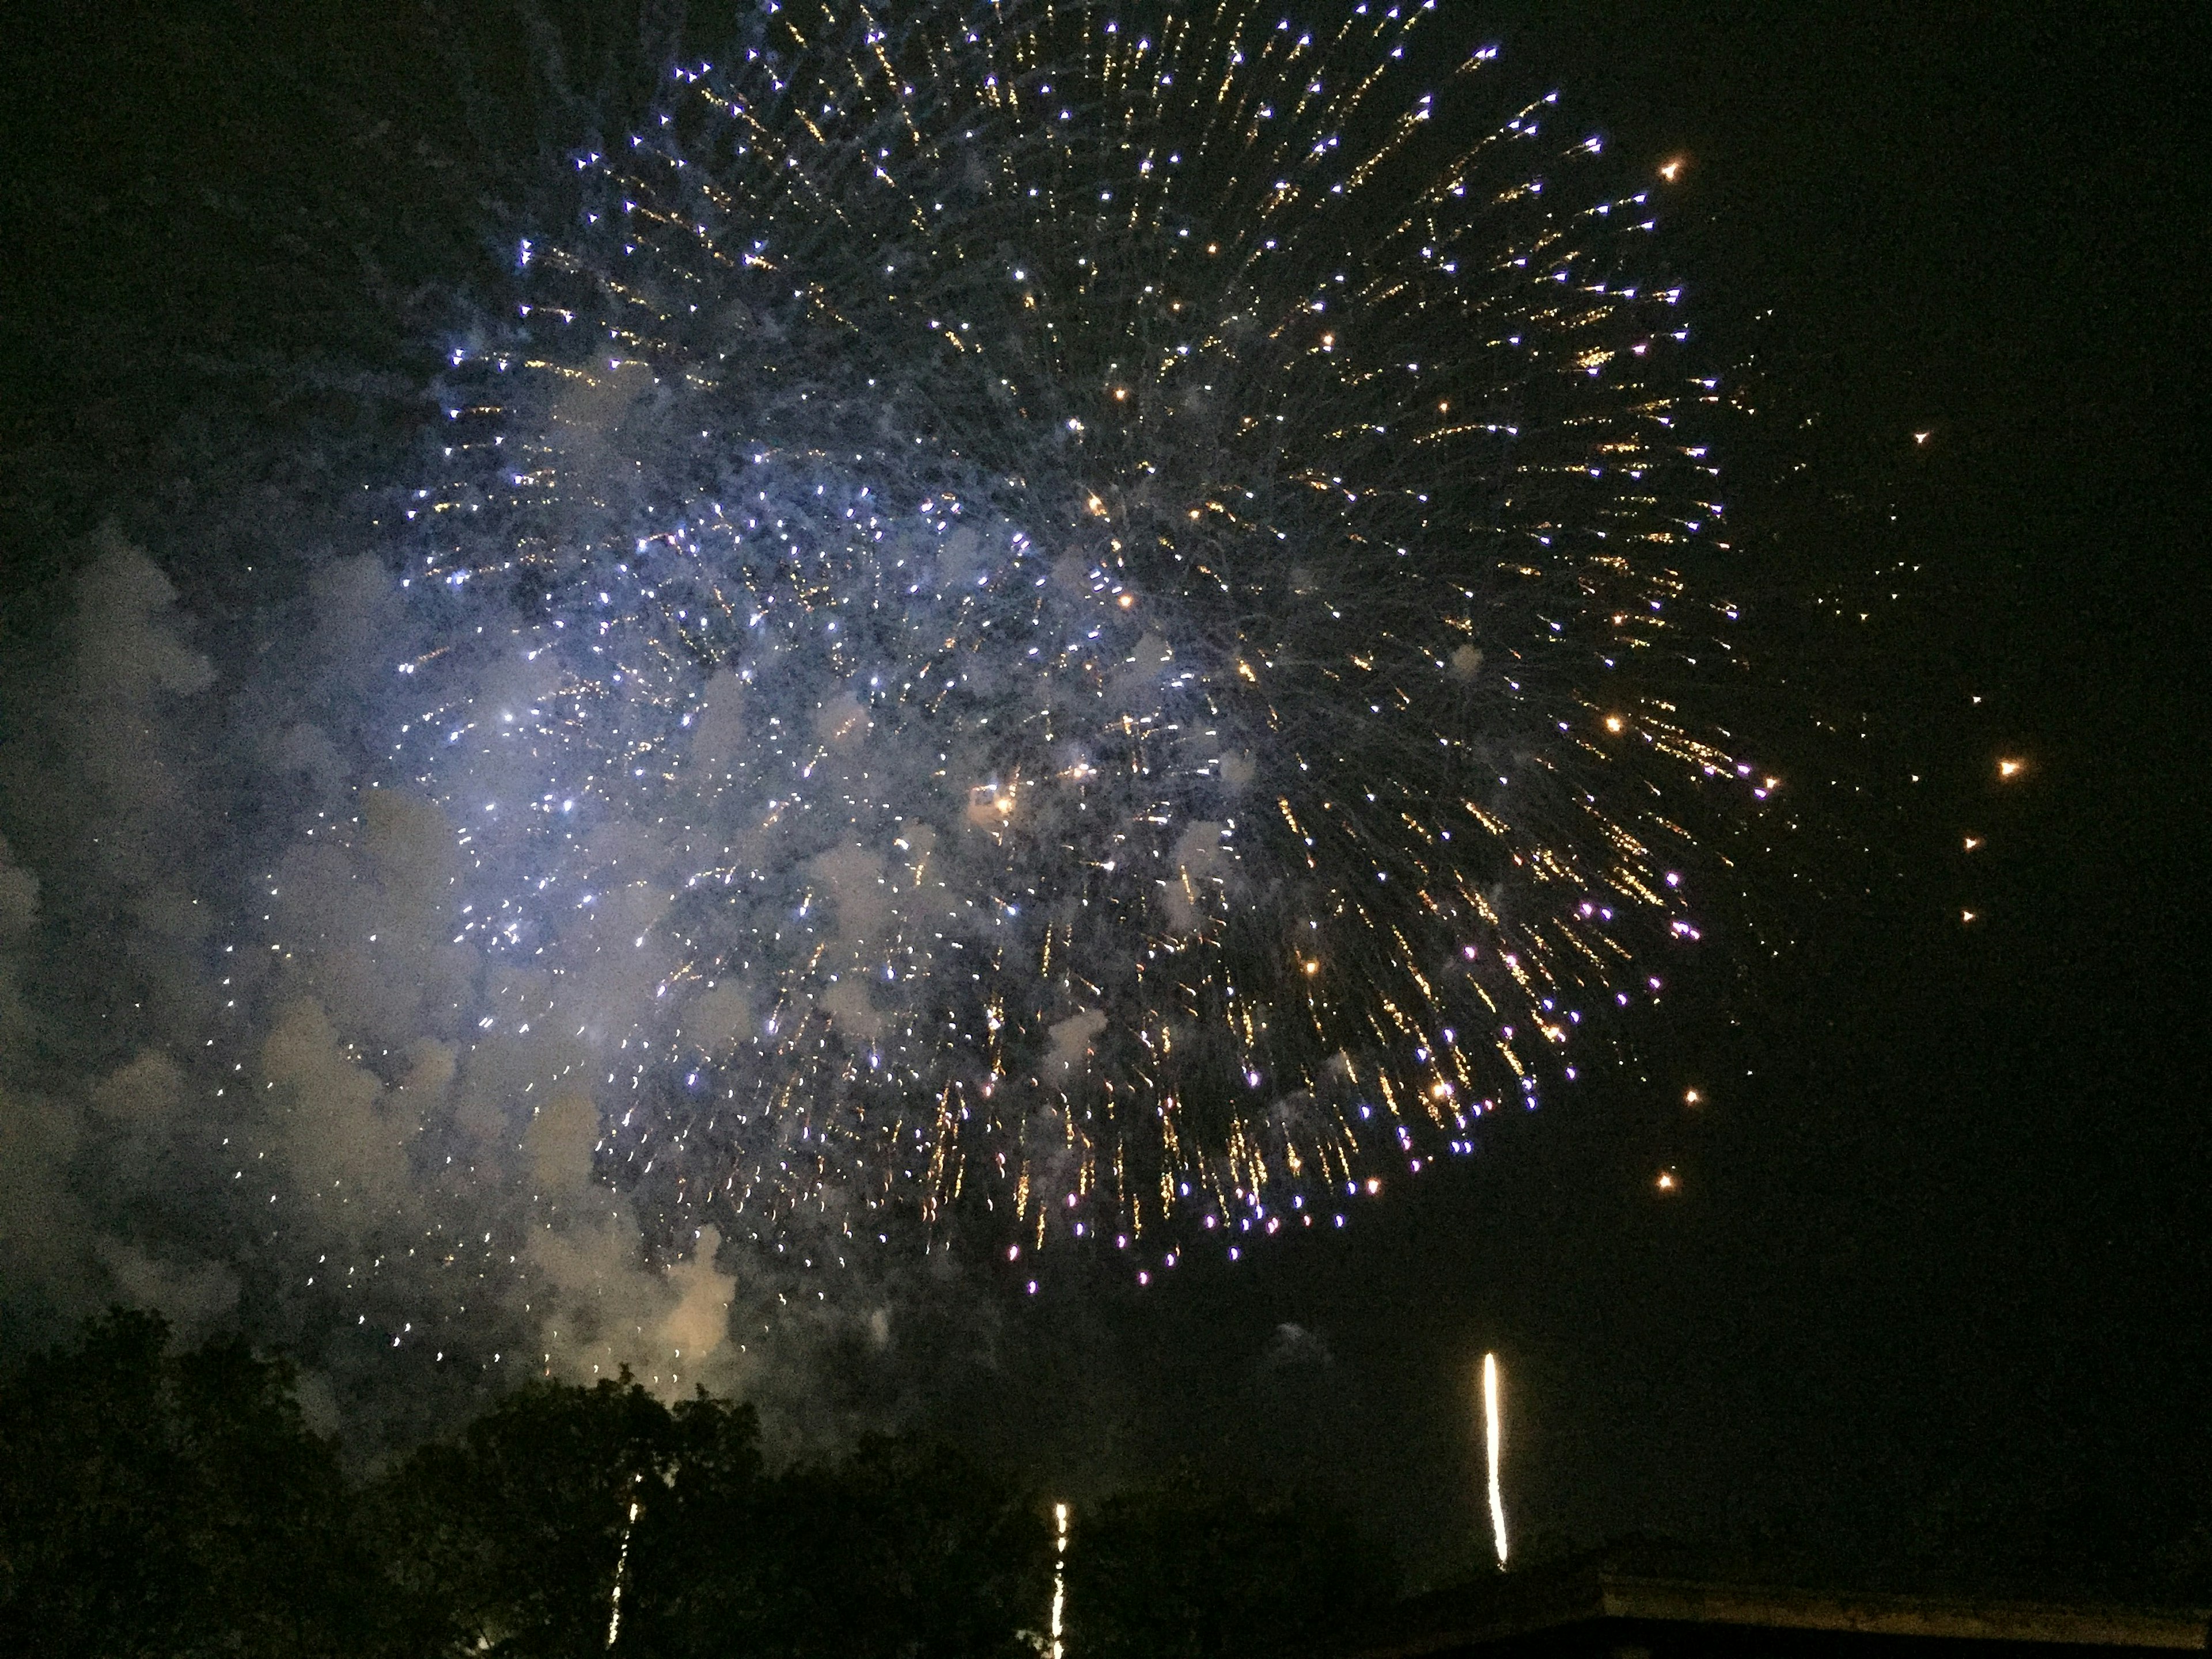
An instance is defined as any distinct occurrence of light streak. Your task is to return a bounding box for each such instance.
[607,1474,643,1648]
[1050,1500,1069,1659]
[1483,1351,1508,1568]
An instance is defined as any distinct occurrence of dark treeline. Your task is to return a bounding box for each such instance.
[0,1312,1391,1658]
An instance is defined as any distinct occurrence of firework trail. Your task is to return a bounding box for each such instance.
[395,0,1759,1275]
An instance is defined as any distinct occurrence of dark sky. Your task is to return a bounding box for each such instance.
[1018,0,2207,1582]
[2,0,2200,1593]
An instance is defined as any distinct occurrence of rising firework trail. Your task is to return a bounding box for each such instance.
[1050,1499,1070,1659]
[396,0,1766,1278]
[1483,1350,1508,1567]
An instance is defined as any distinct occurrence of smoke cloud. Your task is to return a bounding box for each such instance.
[0,524,994,1458]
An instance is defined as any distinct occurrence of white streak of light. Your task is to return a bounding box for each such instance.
[607,1483,643,1648]
[1050,1501,1070,1659]
[1484,1351,1509,1567]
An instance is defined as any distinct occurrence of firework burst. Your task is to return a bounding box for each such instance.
[396,0,1758,1271]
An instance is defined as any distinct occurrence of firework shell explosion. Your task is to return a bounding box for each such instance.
[395,0,1757,1277]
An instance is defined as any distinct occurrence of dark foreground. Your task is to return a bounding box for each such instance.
[0,1311,1388,1658]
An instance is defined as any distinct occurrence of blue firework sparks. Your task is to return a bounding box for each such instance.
[393,0,1762,1272]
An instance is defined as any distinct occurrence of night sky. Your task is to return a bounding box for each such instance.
[1,0,2199,1593]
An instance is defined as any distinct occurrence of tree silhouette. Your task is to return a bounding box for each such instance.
[5,1312,1395,1659]
[0,1308,396,1657]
